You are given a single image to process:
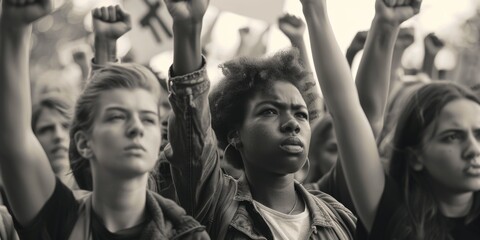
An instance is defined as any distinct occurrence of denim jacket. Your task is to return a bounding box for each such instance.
[162,58,356,239]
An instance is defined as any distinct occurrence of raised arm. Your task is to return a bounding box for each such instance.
[301,0,419,231]
[422,33,444,79]
[163,0,228,220]
[346,31,368,68]
[0,0,56,225]
[72,50,90,86]
[278,14,312,72]
[390,27,415,87]
[92,5,131,66]
[278,13,323,122]
[355,0,420,138]
[167,0,206,75]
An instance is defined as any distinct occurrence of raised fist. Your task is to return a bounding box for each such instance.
[1,0,53,26]
[348,31,368,53]
[424,33,444,55]
[164,0,209,24]
[376,0,423,26]
[395,27,415,49]
[278,14,306,40]
[92,5,131,40]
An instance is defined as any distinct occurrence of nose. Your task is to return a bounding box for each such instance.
[53,125,68,143]
[126,116,144,138]
[280,115,300,134]
[463,132,480,160]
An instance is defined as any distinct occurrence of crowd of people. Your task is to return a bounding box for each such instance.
[0,0,479,239]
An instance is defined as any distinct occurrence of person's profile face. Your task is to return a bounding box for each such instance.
[158,86,171,151]
[35,107,70,174]
[311,126,337,176]
[238,80,311,175]
[418,99,480,194]
[88,88,161,177]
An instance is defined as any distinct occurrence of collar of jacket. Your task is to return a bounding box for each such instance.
[232,174,337,229]
[144,190,207,239]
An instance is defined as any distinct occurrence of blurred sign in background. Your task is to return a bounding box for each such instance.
[17,0,480,87]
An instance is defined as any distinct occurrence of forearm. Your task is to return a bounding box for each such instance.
[303,3,384,231]
[421,51,436,78]
[290,37,312,72]
[391,47,405,82]
[0,23,33,139]
[94,35,117,65]
[235,41,251,57]
[166,60,225,216]
[172,22,203,76]
[356,17,399,137]
[290,37,323,122]
[346,48,360,68]
[0,20,57,226]
[303,4,355,115]
[390,46,405,92]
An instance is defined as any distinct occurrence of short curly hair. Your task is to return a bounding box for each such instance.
[209,48,310,169]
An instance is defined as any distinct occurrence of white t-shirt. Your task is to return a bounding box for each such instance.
[253,200,311,240]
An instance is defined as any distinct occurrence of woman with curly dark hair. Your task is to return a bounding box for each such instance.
[162,0,357,239]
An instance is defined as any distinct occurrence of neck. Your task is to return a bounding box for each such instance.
[430,182,474,218]
[245,167,303,214]
[92,169,149,232]
[52,159,71,176]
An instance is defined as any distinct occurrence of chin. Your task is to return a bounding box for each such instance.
[279,161,305,174]
[111,158,156,177]
[111,166,152,179]
[50,158,70,173]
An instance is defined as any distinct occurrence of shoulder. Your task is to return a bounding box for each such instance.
[310,190,356,223]
[147,191,209,239]
[0,205,18,240]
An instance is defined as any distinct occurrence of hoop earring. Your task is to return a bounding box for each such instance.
[224,142,235,154]
[298,157,311,184]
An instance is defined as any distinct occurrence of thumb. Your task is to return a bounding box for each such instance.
[38,0,53,11]
[411,0,423,15]
[116,5,131,27]
[395,6,416,23]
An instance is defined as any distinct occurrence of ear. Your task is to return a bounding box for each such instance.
[227,130,242,149]
[74,131,93,159]
[408,148,424,171]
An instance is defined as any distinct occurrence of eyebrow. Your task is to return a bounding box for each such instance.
[104,107,158,115]
[435,126,480,137]
[254,100,307,111]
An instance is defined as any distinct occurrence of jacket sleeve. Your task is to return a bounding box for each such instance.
[162,57,236,237]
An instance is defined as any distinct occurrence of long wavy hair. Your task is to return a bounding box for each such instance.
[389,82,480,239]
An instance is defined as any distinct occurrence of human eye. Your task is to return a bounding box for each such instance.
[142,116,158,125]
[37,125,54,135]
[260,108,278,116]
[474,130,480,140]
[442,132,463,143]
[62,122,71,130]
[295,111,309,120]
[106,113,126,122]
